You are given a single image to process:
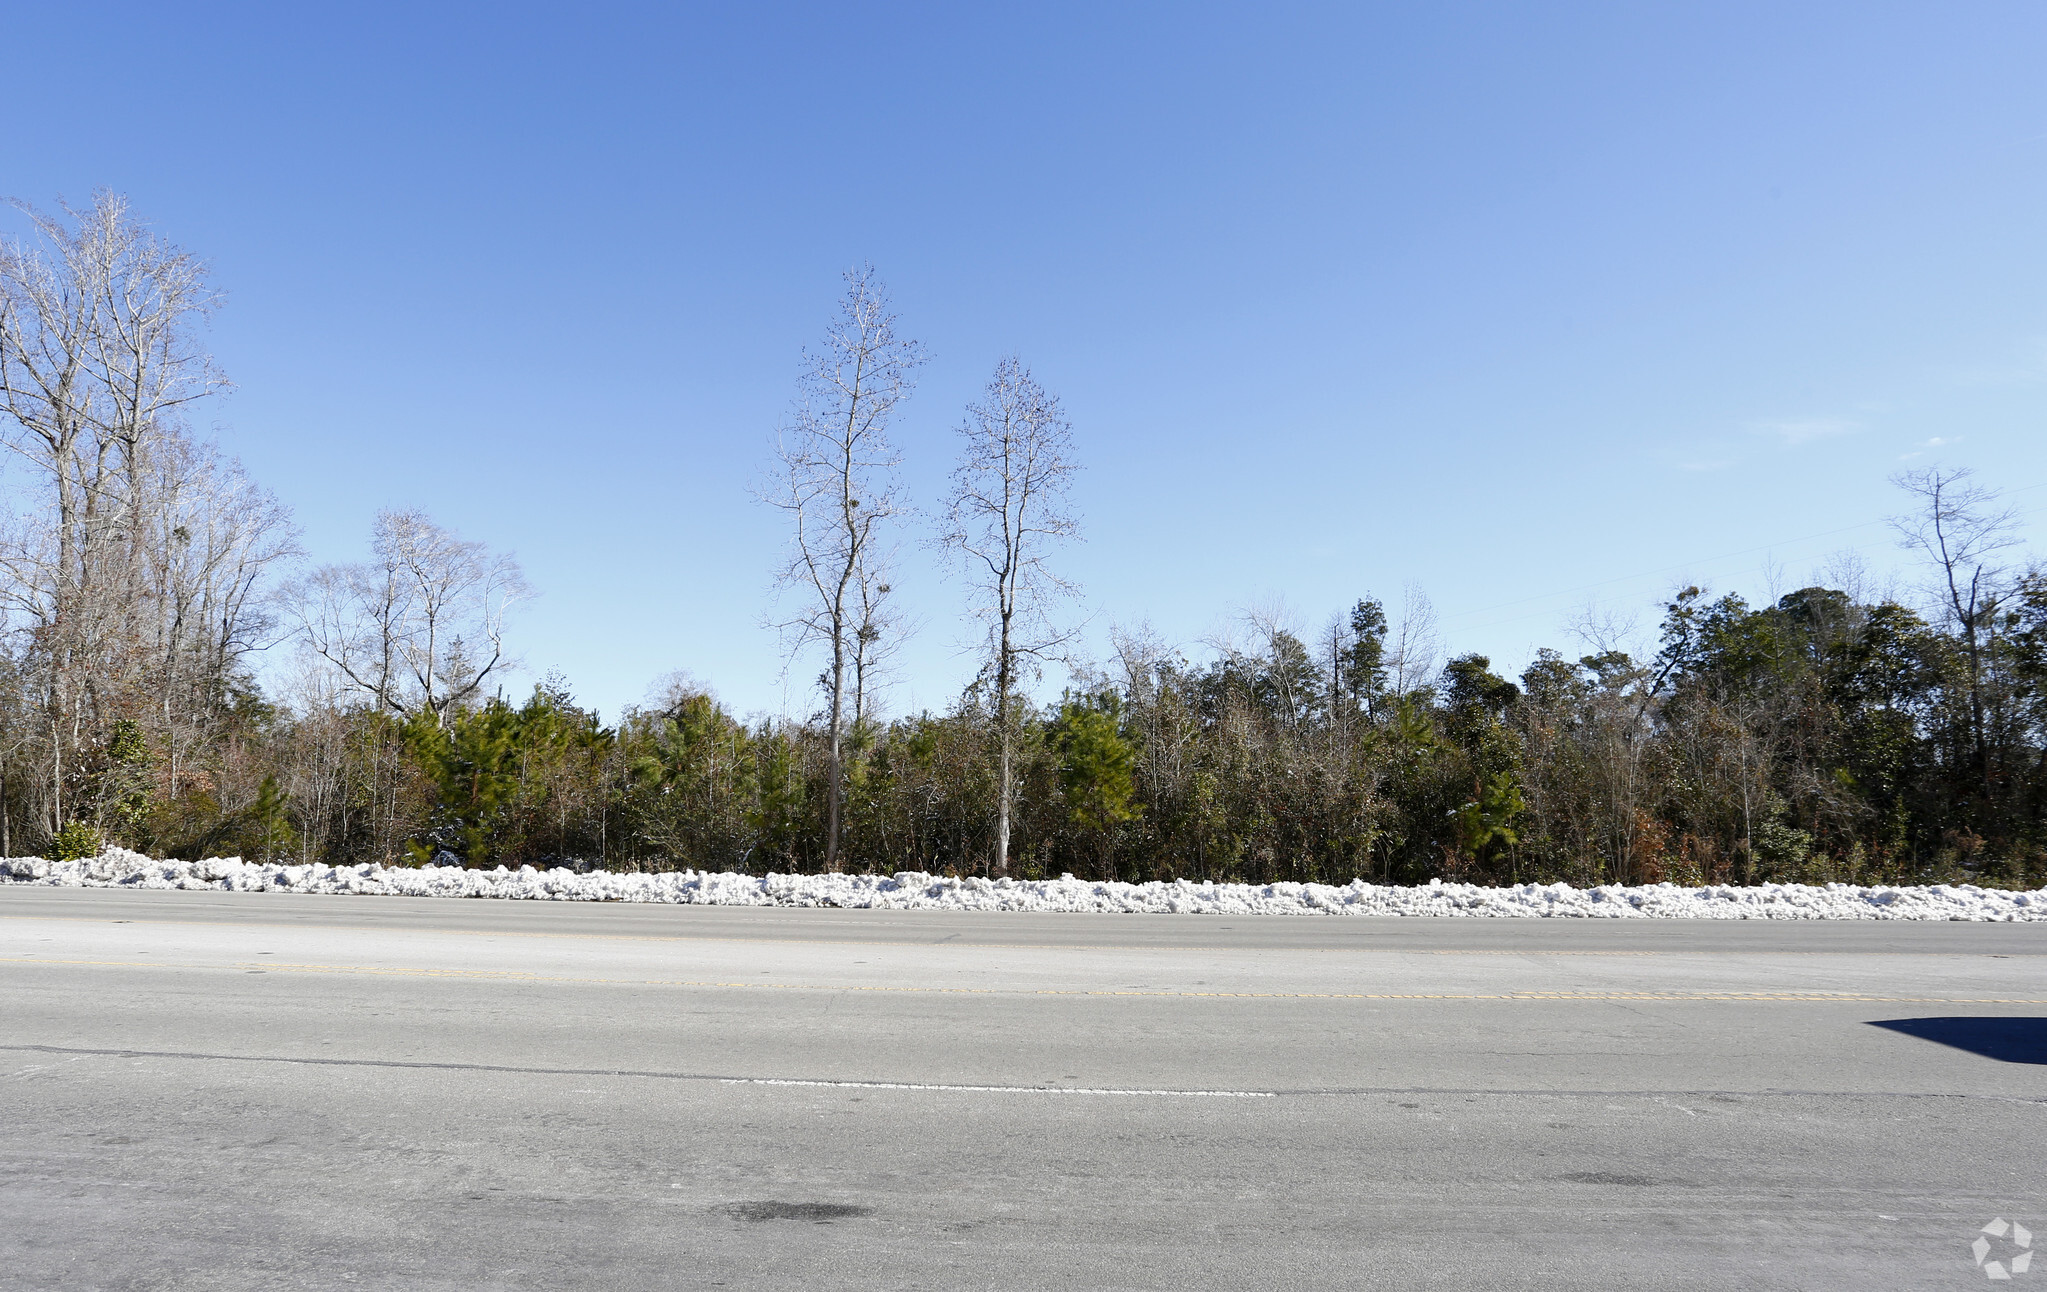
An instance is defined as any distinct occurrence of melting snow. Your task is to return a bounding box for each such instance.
[2,849,2043,920]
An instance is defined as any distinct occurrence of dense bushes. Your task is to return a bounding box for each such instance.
[6,575,2038,893]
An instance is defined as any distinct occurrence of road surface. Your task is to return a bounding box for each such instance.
[3,886,2043,1289]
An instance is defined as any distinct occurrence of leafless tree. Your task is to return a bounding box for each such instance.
[849,557,913,733]
[1243,599,1319,730]
[285,509,527,728]
[134,437,299,789]
[762,267,922,871]
[1890,466,2021,793]
[942,357,1081,876]
[0,190,233,830]
[1387,583,1439,697]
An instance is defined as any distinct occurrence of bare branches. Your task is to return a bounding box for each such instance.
[764,266,922,655]
[1387,583,1439,698]
[761,265,923,869]
[0,190,251,831]
[138,437,301,753]
[941,356,1082,875]
[941,356,1081,670]
[0,190,227,534]
[1889,466,2020,632]
[1890,465,2022,798]
[285,509,527,728]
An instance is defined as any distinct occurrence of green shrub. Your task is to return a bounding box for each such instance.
[52,822,104,862]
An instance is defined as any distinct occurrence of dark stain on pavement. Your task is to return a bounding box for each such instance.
[724,1201,873,1223]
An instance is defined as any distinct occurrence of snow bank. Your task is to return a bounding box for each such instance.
[2,848,2044,920]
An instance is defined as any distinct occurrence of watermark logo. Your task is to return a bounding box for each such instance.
[1974,1218,2034,1280]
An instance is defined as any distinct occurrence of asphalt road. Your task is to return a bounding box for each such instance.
[3,887,2043,1290]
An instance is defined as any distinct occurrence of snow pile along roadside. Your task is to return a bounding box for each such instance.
[1,848,2044,919]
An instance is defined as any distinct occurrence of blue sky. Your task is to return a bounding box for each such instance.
[5,2,2046,720]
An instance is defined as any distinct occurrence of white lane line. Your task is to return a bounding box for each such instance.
[723,1077,1277,1098]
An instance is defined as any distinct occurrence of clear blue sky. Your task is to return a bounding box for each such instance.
[5,2,2045,721]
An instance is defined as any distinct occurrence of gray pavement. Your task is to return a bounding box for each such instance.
[2,886,2043,1289]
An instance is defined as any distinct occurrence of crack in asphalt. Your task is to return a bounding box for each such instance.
[5,1044,2044,1104]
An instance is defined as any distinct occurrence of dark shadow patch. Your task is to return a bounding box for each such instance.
[723,1201,872,1223]
[1867,1017,2047,1065]
[1556,1172,1657,1187]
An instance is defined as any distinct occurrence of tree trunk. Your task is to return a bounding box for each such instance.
[993,615,1012,878]
[51,711,62,834]
[825,631,845,873]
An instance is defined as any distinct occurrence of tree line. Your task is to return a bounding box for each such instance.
[2,192,2040,889]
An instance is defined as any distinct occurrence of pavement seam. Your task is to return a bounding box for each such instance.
[6,1045,2044,1105]
[0,1043,1275,1096]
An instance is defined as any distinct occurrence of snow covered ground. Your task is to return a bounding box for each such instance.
[3,849,2045,919]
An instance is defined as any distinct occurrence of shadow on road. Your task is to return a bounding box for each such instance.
[1867,1017,2047,1064]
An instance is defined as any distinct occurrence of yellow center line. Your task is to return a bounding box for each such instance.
[5,957,2043,1003]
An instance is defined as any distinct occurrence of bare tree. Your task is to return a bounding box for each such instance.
[942,357,1081,877]
[286,509,527,728]
[849,559,910,733]
[763,267,923,871]
[1387,583,1439,698]
[1242,599,1321,731]
[135,437,300,790]
[0,190,231,831]
[1890,466,2021,794]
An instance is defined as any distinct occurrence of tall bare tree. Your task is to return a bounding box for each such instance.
[0,191,233,831]
[1890,466,2021,798]
[942,357,1080,877]
[1387,583,1439,698]
[763,267,922,871]
[286,509,527,728]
